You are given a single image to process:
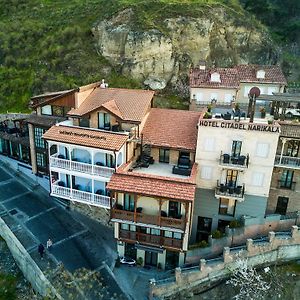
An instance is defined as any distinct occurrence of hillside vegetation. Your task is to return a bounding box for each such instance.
[0,0,298,112]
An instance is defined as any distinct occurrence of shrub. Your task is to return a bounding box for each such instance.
[229,220,242,229]
[212,230,223,239]
[203,112,212,119]
[188,240,209,249]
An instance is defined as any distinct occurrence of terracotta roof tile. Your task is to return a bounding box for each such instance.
[43,125,128,151]
[279,123,300,138]
[68,88,155,122]
[107,173,196,202]
[189,67,239,89]
[142,108,201,151]
[101,99,123,119]
[26,115,66,127]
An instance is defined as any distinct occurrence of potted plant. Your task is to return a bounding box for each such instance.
[260,107,266,118]
[203,112,212,119]
[207,104,212,113]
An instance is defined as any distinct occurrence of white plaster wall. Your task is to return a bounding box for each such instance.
[190,87,237,103]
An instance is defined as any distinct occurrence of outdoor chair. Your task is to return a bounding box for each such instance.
[223,154,230,164]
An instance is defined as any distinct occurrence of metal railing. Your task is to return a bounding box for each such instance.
[50,155,115,178]
[215,181,245,200]
[51,184,110,208]
[274,155,300,169]
[219,152,249,168]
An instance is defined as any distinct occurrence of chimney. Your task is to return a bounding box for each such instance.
[199,60,206,70]
[100,79,108,89]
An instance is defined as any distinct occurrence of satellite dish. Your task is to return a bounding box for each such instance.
[249,87,261,98]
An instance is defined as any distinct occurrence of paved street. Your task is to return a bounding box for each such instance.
[0,164,117,272]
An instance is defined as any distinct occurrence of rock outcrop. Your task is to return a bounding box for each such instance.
[92,8,278,94]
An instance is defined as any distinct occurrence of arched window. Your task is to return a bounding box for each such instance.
[256,70,265,79]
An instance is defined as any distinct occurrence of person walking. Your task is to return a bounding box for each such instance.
[38,243,45,259]
[46,238,53,250]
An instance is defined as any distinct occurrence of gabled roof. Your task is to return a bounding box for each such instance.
[236,65,287,85]
[189,67,239,89]
[43,125,128,151]
[141,108,201,151]
[107,173,196,202]
[68,88,155,123]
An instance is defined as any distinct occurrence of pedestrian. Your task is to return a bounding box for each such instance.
[38,243,45,259]
[46,238,53,250]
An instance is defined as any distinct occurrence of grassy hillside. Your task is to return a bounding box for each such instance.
[0,0,297,113]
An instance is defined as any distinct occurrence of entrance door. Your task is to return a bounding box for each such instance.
[145,251,158,267]
[275,197,289,215]
[196,217,212,242]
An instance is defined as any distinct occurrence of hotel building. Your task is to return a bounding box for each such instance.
[43,84,155,217]
[191,109,280,243]
[189,64,286,109]
[107,108,200,269]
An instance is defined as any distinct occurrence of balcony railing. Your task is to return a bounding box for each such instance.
[215,181,245,201]
[219,152,249,168]
[51,184,110,208]
[50,155,115,178]
[274,155,300,169]
[111,208,186,230]
[119,230,183,250]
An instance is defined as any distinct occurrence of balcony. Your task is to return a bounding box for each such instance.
[51,184,110,208]
[111,208,186,230]
[50,154,115,178]
[215,181,245,201]
[219,152,249,169]
[274,155,300,170]
[119,230,183,250]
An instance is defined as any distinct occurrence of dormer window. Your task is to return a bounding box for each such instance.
[210,72,221,83]
[256,69,265,79]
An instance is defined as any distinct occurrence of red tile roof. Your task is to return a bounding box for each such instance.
[236,64,287,84]
[190,64,287,88]
[141,108,201,151]
[68,88,155,122]
[107,173,196,202]
[43,125,128,151]
[189,68,239,89]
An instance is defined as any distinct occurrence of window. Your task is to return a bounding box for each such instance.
[164,231,182,240]
[210,72,221,83]
[203,137,215,152]
[275,197,289,215]
[168,201,181,218]
[226,170,238,187]
[98,112,111,129]
[255,142,269,158]
[124,194,135,211]
[36,152,46,167]
[200,166,213,180]
[256,70,265,79]
[34,127,46,148]
[159,148,170,163]
[219,198,236,216]
[251,172,264,187]
[286,140,300,157]
[106,154,115,168]
[41,105,52,115]
[151,229,161,236]
[280,170,294,189]
[121,224,136,231]
[231,141,242,157]
[79,117,90,128]
[52,105,65,117]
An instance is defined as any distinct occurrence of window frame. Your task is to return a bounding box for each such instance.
[218,198,236,216]
[159,148,170,163]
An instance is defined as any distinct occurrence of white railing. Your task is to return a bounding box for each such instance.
[274,155,300,169]
[49,156,114,178]
[51,184,110,208]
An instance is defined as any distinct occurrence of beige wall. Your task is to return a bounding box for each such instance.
[190,87,237,104]
[151,147,195,165]
[89,109,119,129]
[195,122,279,197]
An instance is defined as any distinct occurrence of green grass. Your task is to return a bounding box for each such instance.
[0,273,17,300]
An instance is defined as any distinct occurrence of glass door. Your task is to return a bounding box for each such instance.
[231,141,242,157]
[226,170,238,187]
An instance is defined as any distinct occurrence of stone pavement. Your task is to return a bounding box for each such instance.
[0,161,127,299]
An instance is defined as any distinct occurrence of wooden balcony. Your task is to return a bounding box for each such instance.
[119,230,183,250]
[274,155,300,170]
[111,208,186,230]
[50,155,115,178]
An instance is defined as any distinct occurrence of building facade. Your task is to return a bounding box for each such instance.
[191,114,280,244]
[107,108,200,269]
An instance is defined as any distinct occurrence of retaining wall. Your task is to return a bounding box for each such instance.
[0,217,61,299]
[150,226,300,299]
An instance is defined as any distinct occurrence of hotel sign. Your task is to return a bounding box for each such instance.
[59,130,107,140]
[198,120,280,133]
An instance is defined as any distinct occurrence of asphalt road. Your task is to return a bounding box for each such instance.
[0,166,117,272]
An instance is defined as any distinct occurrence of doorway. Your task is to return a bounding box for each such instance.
[275,196,289,215]
[145,251,158,267]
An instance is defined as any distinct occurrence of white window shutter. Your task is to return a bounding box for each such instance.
[251,172,264,186]
[255,143,269,158]
[201,166,213,180]
[203,137,215,152]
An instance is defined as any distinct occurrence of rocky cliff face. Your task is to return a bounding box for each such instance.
[92,8,278,94]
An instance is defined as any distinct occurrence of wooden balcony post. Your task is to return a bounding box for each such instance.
[134,195,137,223]
[279,138,287,164]
[158,198,162,227]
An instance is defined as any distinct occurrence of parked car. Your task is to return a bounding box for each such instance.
[120,256,136,266]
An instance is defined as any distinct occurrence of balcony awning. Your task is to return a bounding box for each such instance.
[135,244,164,254]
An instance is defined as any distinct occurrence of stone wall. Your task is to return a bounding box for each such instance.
[150,226,300,299]
[0,113,29,121]
[0,217,61,299]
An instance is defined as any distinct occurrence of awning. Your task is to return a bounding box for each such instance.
[135,244,164,254]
